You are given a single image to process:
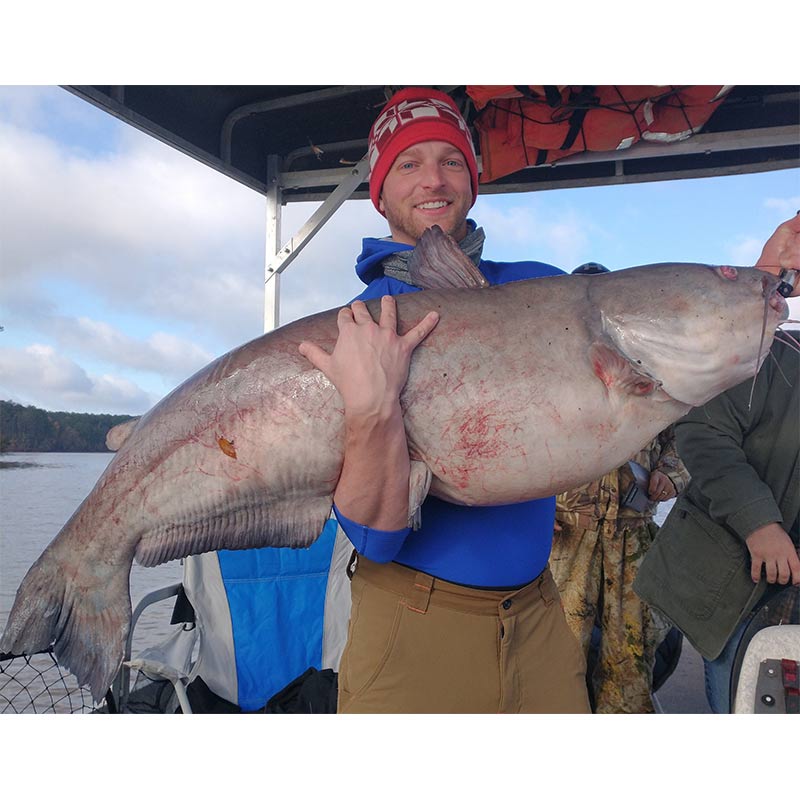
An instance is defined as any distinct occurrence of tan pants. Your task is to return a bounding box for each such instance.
[337,557,591,714]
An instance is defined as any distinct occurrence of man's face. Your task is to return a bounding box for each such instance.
[378,140,472,246]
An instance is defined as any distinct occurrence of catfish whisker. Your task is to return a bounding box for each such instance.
[774,330,800,355]
[748,294,772,411]
[768,350,793,387]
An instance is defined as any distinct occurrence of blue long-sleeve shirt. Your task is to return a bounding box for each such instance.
[335,227,564,588]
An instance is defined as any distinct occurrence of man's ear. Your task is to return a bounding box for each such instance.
[378,193,385,214]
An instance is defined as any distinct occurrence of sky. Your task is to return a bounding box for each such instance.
[0,84,798,415]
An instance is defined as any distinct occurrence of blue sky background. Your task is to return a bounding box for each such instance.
[1,85,797,415]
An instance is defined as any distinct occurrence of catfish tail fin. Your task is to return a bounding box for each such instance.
[0,544,131,704]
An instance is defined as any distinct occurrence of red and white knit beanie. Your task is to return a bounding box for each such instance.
[367,87,479,215]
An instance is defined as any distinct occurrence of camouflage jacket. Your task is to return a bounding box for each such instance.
[555,426,690,527]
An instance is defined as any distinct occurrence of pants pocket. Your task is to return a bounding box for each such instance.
[338,579,404,702]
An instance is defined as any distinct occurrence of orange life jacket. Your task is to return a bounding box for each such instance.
[466,85,733,183]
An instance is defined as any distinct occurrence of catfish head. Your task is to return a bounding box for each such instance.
[586,264,787,406]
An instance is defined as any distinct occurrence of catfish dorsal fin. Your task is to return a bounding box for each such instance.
[105,417,141,451]
[407,225,489,290]
[588,342,662,397]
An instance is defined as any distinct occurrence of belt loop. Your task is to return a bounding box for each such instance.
[405,571,434,614]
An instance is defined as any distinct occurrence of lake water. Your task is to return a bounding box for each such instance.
[0,452,184,711]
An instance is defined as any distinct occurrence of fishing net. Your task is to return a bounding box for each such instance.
[0,649,105,714]
[0,648,189,714]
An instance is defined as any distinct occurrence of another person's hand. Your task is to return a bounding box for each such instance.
[299,296,439,416]
[755,213,800,297]
[745,522,800,585]
[647,470,676,502]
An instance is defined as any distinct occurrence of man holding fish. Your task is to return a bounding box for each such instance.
[301,87,591,713]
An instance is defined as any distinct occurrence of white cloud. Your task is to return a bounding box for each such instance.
[0,114,266,347]
[473,198,592,269]
[0,344,157,414]
[64,317,215,381]
[728,236,763,266]
[764,196,800,218]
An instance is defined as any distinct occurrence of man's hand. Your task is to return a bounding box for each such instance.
[745,522,800,585]
[299,296,439,416]
[647,469,676,502]
[755,213,800,297]
[298,295,439,532]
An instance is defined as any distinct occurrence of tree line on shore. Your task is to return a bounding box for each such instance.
[0,400,136,453]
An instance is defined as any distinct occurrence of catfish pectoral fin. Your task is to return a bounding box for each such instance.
[407,459,433,530]
[588,341,662,397]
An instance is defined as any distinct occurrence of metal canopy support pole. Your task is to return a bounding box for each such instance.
[264,154,282,334]
[263,155,369,333]
[264,157,370,289]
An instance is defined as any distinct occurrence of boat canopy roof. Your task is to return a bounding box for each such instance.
[65,85,799,202]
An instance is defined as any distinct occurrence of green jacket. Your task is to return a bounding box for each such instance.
[633,331,799,660]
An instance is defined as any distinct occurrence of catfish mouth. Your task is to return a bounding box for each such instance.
[755,268,789,318]
[768,288,788,318]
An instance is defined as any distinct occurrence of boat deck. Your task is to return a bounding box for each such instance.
[654,642,711,714]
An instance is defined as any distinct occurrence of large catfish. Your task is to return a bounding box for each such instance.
[0,227,790,701]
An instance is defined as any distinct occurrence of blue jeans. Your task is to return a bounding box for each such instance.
[702,586,780,713]
[703,618,748,713]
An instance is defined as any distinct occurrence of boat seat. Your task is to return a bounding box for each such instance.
[122,517,351,713]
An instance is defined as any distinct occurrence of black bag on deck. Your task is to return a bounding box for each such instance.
[182,668,338,713]
[262,667,338,714]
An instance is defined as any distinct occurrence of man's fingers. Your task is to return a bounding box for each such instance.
[751,556,763,583]
[647,472,671,500]
[791,550,800,586]
[336,305,356,332]
[378,295,398,329]
[405,311,440,346]
[298,341,331,375]
[350,300,374,325]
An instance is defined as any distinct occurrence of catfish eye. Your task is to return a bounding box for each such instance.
[719,266,738,281]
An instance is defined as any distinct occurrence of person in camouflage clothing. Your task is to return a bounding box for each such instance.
[548,264,690,713]
[550,426,689,713]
